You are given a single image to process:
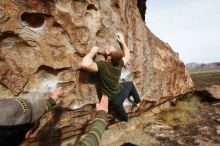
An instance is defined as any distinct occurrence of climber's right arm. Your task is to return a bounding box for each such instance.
[80,46,99,72]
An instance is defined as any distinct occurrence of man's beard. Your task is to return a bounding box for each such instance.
[103,52,109,60]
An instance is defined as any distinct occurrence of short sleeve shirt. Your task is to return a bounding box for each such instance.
[96,60,124,101]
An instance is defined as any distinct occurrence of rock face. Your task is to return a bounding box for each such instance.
[206,85,220,99]
[0,0,193,145]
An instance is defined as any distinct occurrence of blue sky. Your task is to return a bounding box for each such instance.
[146,0,220,64]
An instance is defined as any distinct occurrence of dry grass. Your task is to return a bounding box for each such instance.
[190,69,220,89]
[157,69,220,126]
[157,97,203,126]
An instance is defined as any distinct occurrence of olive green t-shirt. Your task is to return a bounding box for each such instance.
[96,60,124,101]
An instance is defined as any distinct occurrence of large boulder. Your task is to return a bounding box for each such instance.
[0,0,193,145]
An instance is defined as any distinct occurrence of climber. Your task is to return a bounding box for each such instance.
[0,87,108,146]
[80,32,141,122]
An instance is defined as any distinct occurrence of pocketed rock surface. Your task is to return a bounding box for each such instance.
[0,0,193,145]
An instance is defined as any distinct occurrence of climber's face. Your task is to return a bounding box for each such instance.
[104,45,116,61]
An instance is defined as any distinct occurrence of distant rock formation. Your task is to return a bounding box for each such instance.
[0,0,193,145]
[186,62,220,72]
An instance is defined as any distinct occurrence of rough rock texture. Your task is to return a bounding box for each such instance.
[102,98,220,146]
[0,0,193,145]
[206,85,220,99]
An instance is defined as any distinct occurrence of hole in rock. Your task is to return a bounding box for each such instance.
[121,143,138,146]
[0,31,29,48]
[0,31,17,42]
[114,2,120,8]
[87,4,98,11]
[52,22,62,28]
[112,0,120,8]
[21,12,45,28]
[37,65,71,76]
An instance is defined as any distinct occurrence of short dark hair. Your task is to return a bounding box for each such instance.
[0,123,33,146]
[110,48,123,66]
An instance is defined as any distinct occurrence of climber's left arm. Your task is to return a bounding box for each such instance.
[80,46,99,72]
